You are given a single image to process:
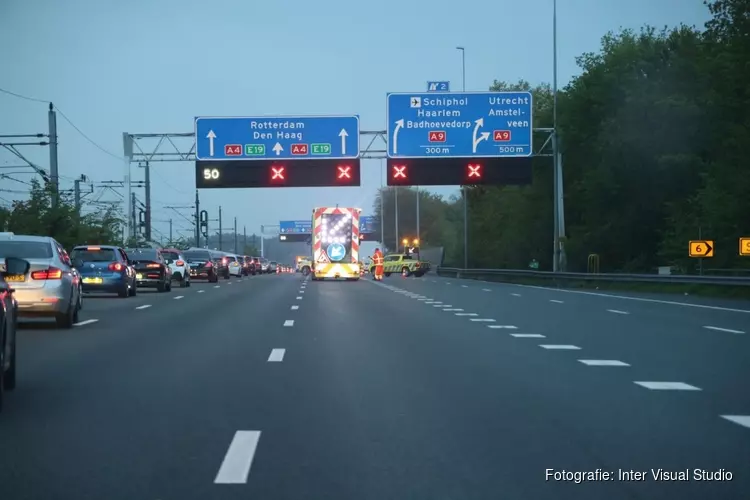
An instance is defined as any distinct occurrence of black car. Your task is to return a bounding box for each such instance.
[213,252,231,280]
[184,249,219,283]
[0,257,29,412]
[125,248,172,292]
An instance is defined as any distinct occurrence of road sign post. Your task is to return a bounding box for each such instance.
[386,91,533,159]
[689,240,714,258]
[195,116,360,161]
[740,237,750,256]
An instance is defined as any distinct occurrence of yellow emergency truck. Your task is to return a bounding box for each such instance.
[310,206,361,281]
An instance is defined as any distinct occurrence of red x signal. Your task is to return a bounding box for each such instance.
[467,163,482,179]
[337,165,351,179]
[271,166,285,180]
[392,165,407,179]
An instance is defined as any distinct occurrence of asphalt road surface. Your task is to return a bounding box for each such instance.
[1,272,748,499]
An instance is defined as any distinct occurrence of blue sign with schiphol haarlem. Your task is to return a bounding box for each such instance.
[386,91,533,159]
[427,81,450,92]
[279,220,312,234]
[194,115,360,161]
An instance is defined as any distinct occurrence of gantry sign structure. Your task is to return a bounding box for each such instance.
[124,90,555,190]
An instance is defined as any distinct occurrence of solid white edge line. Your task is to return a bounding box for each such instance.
[73,319,98,327]
[703,325,745,334]
[283,320,294,327]
[268,348,285,362]
[214,430,262,484]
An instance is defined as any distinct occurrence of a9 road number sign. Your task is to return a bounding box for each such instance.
[203,168,220,180]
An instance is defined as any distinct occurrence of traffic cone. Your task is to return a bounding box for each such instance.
[402,268,407,278]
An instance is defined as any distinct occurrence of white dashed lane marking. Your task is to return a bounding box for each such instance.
[135,305,152,310]
[174,295,184,300]
[550,299,564,304]
[539,344,581,350]
[296,296,302,300]
[444,308,464,312]
[455,313,478,317]
[214,285,220,289]
[703,326,745,334]
[607,309,629,315]
[470,318,496,322]
[721,415,750,429]
[461,285,468,288]
[283,320,294,327]
[578,359,630,367]
[197,290,205,293]
[510,333,545,338]
[214,430,262,484]
[291,305,299,310]
[511,293,521,297]
[73,319,99,327]
[633,381,701,391]
[267,349,285,362]
[487,325,517,329]
[482,288,491,292]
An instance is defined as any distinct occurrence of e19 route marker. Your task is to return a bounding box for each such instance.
[195,115,360,161]
[386,91,533,159]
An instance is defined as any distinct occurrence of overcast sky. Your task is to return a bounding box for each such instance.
[0,0,708,244]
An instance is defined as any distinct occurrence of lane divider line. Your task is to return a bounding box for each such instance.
[296,296,303,300]
[510,333,545,338]
[539,344,580,350]
[214,430,262,484]
[283,320,294,327]
[511,293,522,297]
[633,381,701,391]
[135,305,152,310]
[197,290,205,293]
[482,288,491,292]
[455,313,478,317]
[578,359,630,367]
[488,325,518,329]
[214,285,220,289]
[606,309,629,315]
[174,296,184,300]
[444,308,464,312]
[470,318,496,322]
[720,415,750,429]
[267,349,285,362]
[291,305,299,310]
[461,285,468,288]
[703,326,745,334]
[550,299,564,304]
[73,319,98,327]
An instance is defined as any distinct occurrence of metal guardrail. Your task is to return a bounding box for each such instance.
[436,267,750,287]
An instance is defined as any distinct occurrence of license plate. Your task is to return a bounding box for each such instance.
[82,277,103,284]
[5,274,25,282]
[136,273,143,279]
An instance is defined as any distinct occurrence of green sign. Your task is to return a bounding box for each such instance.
[245,144,265,156]
[311,143,331,155]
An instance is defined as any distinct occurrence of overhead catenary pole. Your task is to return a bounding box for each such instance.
[130,192,137,241]
[218,206,223,251]
[234,217,238,253]
[552,0,561,272]
[169,219,173,245]
[48,103,59,207]
[243,225,247,250]
[457,46,468,269]
[143,162,152,241]
[194,190,200,248]
[74,179,81,214]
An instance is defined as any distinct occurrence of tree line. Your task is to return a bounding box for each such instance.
[372,0,750,273]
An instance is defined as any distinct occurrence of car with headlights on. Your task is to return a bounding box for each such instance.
[0,233,82,328]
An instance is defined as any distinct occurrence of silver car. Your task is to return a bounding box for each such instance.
[0,233,82,328]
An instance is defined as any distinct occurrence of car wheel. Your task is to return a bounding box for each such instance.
[179,274,188,287]
[4,329,16,391]
[118,286,129,298]
[129,281,137,296]
[186,277,191,287]
[157,281,166,292]
[166,280,172,292]
[55,298,75,329]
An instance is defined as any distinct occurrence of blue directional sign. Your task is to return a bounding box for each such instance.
[386,91,533,159]
[327,243,346,262]
[195,115,360,161]
[359,216,376,233]
[279,220,312,234]
[427,81,450,92]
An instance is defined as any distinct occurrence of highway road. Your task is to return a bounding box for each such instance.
[0,272,748,499]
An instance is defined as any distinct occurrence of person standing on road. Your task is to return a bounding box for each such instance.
[372,248,384,280]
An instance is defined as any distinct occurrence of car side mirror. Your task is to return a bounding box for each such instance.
[4,257,30,276]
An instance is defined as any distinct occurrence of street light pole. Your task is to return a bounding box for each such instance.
[457,46,468,269]
[552,0,561,272]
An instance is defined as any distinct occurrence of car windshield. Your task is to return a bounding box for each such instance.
[270,261,277,265]
[0,240,53,259]
[161,251,180,261]
[225,256,237,262]
[71,248,117,262]
[184,251,211,262]
[125,249,159,261]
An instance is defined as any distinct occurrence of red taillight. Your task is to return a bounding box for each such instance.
[176,260,185,267]
[108,262,124,272]
[146,263,160,268]
[222,257,227,265]
[31,267,63,280]
[204,261,213,268]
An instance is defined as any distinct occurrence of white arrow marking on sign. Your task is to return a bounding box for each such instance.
[272,143,283,156]
[393,119,404,154]
[338,129,348,155]
[207,130,216,157]
[472,118,490,153]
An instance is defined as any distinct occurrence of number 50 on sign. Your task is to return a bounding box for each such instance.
[689,240,714,258]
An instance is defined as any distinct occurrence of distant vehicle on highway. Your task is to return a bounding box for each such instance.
[160,248,192,288]
[125,248,173,292]
[223,254,243,278]
[0,233,82,328]
[0,257,29,412]
[70,244,137,298]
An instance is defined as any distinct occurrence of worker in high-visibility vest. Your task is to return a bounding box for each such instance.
[372,248,384,280]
